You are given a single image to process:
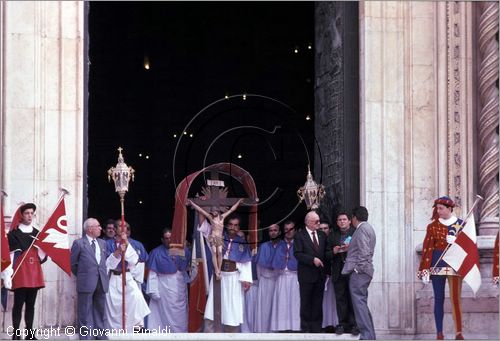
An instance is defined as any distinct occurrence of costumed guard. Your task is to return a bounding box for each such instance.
[6,203,47,340]
[417,196,464,340]
[146,229,191,332]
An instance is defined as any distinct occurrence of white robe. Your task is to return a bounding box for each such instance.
[204,261,252,326]
[241,279,258,333]
[146,270,188,332]
[270,270,301,331]
[254,266,277,332]
[105,244,151,332]
[322,275,339,328]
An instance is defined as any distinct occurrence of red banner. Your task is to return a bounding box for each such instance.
[34,197,71,276]
[1,205,11,272]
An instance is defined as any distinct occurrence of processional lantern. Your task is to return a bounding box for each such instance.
[108,147,135,200]
[297,165,325,210]
[107,147,135,331]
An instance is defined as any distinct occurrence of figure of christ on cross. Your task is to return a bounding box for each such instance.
[187,196,244,280]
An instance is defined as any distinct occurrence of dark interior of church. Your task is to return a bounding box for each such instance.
[87,2,316,251]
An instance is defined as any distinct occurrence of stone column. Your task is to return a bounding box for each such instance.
[0,1,84,329]
[477,2,499,236]
[360,1,416,334]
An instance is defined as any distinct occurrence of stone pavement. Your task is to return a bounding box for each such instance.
[0,331,498,340]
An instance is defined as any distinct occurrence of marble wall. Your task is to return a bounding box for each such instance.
[0,1,84,329]
[360,0,498,336]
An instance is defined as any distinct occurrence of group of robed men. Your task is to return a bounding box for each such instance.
[4,197,498,340]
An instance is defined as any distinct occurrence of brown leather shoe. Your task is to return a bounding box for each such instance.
[455,332,464,340]
[437,332,444,340]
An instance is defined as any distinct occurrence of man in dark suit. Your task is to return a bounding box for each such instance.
[294,211,327,333]
[71,218,110,340]
[326,211,358,335]
[341,206,376,340]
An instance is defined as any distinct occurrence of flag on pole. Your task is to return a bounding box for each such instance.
[33,197,71,276]
[8,203,24,231]
[1,204,11,312]
[188,212,212,332]
[1,204,11,272]
[443,214,481,295]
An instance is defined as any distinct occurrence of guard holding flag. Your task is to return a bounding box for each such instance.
[7,203,47,340]
[417,196,464,340]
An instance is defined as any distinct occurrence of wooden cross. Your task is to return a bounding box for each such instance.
[188,170,255,332]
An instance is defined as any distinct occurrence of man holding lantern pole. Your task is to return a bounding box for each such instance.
[105,223,150,332]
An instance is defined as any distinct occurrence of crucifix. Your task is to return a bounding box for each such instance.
[187,170,255,332]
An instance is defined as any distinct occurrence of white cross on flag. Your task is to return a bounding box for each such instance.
[34,197,71,276]
[443,214,481,295]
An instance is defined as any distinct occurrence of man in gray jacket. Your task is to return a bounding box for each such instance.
[71,218,110,339]
[341,206,376,340]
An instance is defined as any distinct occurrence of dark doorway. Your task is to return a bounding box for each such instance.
[87,2,316,251]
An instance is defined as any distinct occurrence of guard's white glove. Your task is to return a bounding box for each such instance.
[2,276,12,289]
[446,235,457,244]
[1,267,13,289]
[422,273,430,285]
[149,292,161,301]
[493,276,499,286]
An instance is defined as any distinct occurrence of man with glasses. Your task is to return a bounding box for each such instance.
[71,218,109,339]
[294,211,327,333]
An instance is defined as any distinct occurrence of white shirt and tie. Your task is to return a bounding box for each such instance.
[305,227,319,250]
[86,234,100,264]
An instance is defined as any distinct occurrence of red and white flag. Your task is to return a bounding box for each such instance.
[443,214,481,295]
[34,197,71,276]
[1,204,11,272]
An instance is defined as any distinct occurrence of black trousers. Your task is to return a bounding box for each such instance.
[299,279,325,333]
[333,275,356,330]
[12,288,38,334]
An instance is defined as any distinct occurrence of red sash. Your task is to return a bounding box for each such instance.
[12,248,45,290]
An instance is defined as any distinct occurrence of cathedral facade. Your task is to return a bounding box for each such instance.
[0,1,498,337]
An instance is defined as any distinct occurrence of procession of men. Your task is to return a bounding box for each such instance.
[0,193,494,340]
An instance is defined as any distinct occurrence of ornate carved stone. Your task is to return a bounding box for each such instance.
[477,2,499,234]
[314,2,359,223]
[446,1,464,208]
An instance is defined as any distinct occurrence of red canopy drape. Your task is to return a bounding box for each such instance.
[170,162,259,253]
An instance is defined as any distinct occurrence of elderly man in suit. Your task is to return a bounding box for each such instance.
[341,206,376,340]
[71,218,110,340]
[294,211,327,333]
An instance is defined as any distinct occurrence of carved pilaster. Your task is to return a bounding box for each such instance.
[441,2,476,219]
[314,2,359,223]
[477,1,499,235]
[314,2,343,224]
[446,1,464,208]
